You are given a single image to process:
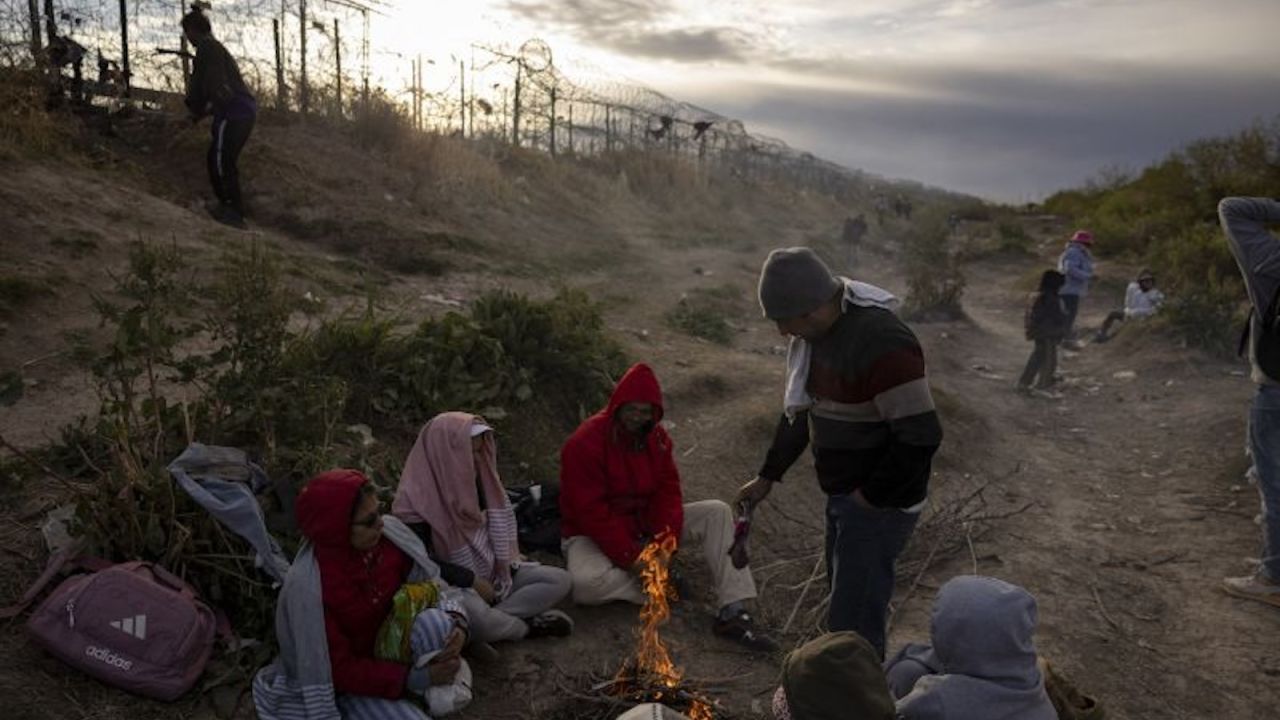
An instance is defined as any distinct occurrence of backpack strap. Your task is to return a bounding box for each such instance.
[0,543,82,617]
[0,550,143,620]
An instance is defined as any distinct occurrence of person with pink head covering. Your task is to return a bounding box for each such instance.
[394,412,574,645]
[1057,230,1096,345]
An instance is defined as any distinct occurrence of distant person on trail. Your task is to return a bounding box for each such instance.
[883,575,1056,720]
[181,4,256,229]
[559,363,778,651]
[1218,197,1280,609]
[253,469,470,720]
[843,213,869,267]
[1018,270,1069,393]
[1057,230,1095,346]
[771,632,897,720]
[392,412,574,645]
[1094,268,1165,343]
[737,247,943,658]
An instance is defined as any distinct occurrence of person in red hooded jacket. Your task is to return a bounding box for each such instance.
[559,363,776,651]
[295,469,469,710]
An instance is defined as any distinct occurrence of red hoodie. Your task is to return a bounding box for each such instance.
[559,363,684,568]
[295,469,412,699]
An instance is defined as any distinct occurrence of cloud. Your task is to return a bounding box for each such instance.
[505,0,666,29]
[503,0,772,63]
[686,61,1280,200]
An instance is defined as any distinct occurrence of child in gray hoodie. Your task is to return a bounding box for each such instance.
[884,575,1056,720]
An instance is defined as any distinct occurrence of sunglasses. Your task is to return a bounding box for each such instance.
[352,508,381,529]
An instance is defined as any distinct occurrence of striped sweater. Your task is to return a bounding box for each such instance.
[759,305,943,507]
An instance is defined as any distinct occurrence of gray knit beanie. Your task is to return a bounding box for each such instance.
[758,247,842,320]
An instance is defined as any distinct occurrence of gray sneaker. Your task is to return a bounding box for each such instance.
[1222,573,1280,608]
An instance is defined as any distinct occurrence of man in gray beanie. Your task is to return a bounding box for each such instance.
[737,247,942,658]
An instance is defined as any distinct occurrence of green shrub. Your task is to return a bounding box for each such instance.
[1149,224,1245,354]
[902,212,966,321]
[665,284,742,345]
[995,221,1034,254]
[0,274,52,316]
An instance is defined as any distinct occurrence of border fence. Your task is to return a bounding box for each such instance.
[0,1,875,196]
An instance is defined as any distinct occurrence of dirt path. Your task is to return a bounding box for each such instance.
[897,252,1278,720]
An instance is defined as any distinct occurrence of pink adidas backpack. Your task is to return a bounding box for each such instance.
[12,559,218,701]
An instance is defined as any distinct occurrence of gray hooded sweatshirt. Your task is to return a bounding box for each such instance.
[889,575,1056,720]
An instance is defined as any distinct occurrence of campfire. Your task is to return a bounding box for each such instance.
[599,532,716,719]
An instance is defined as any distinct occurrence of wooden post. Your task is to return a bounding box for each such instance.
[459,60,465,137]
[361,9,370,106]
[416,54,423,131]
[180,33,191,88]
[27,0,41,60]
[299,0,309,115]
[272,18,284,110]
[333,18,342,116]
[567,102,573,154]
[511,65,521,147]
[43,0,55,48]
[118,0,131,95]
[548,85,557,156]
[604,105,611,153]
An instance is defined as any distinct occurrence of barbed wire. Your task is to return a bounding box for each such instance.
[0,0,870,193]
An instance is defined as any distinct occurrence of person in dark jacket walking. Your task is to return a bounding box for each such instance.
[1018,270,1069,392]
[182,5,256,228]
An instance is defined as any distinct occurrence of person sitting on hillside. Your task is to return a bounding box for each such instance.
[393,412,574,645]
[181,4,257,229]
[1094,269,1165,343]
[559,362,777,651]
[1018,270,1069,394]
[884,575,1056,720]
[771,632,897,720]
[254,469,469,719]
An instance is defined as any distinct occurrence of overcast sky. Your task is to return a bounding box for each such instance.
[391,0,1280,201]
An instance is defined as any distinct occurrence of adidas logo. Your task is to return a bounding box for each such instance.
[109,614,148,640]
[85,645,133,671]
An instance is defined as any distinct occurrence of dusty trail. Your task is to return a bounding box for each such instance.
[913,253,1277,720]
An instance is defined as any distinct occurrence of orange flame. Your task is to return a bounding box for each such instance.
[617,532,716,719]
[626,531,682,687]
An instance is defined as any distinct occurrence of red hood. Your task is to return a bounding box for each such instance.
[605,363,665,421]
[296,469,368,548]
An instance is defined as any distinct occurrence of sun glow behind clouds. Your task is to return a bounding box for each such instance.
[358,0,1280,198]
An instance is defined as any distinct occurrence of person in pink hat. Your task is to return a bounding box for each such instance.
[1057,230,1095,346]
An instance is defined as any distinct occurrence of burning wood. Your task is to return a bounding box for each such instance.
[607,532,716,719]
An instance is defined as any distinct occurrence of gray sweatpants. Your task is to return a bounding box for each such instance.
[460,562,572,643]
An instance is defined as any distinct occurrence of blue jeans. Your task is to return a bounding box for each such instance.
[1061,294,1081,338]
[825,493,919,658]
[1251,385,1280,580]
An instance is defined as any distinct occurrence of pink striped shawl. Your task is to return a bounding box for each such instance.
[393,412,519,592]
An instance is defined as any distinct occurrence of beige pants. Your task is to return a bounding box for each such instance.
[563,499,756,609]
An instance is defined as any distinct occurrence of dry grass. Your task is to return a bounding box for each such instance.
[0,68,75,159]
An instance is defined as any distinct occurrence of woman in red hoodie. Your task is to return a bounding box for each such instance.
[294,469,468,714]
